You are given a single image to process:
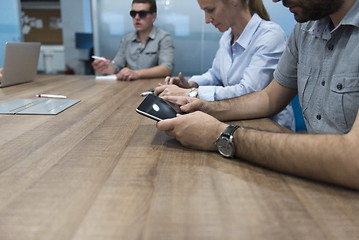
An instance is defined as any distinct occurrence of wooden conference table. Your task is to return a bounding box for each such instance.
[0,75,358,240]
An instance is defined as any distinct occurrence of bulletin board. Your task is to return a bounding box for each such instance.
[22,9,63,44]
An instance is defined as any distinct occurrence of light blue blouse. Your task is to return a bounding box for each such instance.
[189,14,295,130]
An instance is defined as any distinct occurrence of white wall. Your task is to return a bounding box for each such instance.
[0,0,22,67]
[61,0,92,74]
[263,0,296,36]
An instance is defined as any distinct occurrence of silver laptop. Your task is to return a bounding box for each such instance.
[0,42,41,88]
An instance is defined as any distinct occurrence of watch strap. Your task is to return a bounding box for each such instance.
[222,125,240,138]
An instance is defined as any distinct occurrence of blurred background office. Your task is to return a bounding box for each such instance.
[0,0,296,76]
[0,0,305,131]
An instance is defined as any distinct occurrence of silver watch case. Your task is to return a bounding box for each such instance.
[188,87,198,97]
[216,135,235,158]
[215,125,239,158]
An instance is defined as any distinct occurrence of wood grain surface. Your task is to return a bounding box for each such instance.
[0,75,358,240]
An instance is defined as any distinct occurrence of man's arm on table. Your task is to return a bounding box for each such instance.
[158,111,359,190]
[117,65,171,81]
[177,80,297,122]
[157,80,359,190]
[231,109,359,189]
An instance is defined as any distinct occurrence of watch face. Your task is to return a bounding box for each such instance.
[188,88,197,97]
[216,137,234,158]
[189,92,196,97]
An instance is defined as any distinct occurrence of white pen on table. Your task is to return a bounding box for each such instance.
[36,94,67,99]
[140,91,153,96]
[140,88,155,96]
[91,55,112,63]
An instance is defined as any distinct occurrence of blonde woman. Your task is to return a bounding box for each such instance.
[156,0,294,130]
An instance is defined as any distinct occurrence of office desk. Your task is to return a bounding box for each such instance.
[0,75,358,240]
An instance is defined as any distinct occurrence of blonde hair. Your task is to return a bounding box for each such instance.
[223,0,270,21]
[246,0,270,21]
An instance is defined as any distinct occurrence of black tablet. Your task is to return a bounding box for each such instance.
[136,94,180,121]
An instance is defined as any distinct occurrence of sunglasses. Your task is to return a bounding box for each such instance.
[130,10,153,19]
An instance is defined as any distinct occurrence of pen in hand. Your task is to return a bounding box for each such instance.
[91,55,112,63]
[36,94,67,99]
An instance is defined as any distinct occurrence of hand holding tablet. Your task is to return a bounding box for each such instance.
[136,94,181,121]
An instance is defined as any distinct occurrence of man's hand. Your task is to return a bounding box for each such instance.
[157,111,227,151]
[92,60,116,75]
[162,96,210,113]
[116,67,140,81]
[154,84,192,97]
[164,72,190,88]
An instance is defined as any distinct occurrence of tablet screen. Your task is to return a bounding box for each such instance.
[136,94,180,121]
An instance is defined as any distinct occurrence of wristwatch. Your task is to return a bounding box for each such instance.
[215,125,240,158]
[188,87,198,97]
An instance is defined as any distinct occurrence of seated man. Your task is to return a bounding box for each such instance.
[157,0,359,190]
[92,0,174,81]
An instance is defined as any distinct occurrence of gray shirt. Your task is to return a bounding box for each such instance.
[274,0,359,134]
[112,26,174,72]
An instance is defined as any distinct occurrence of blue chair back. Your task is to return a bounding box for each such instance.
[292,95,307,132]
